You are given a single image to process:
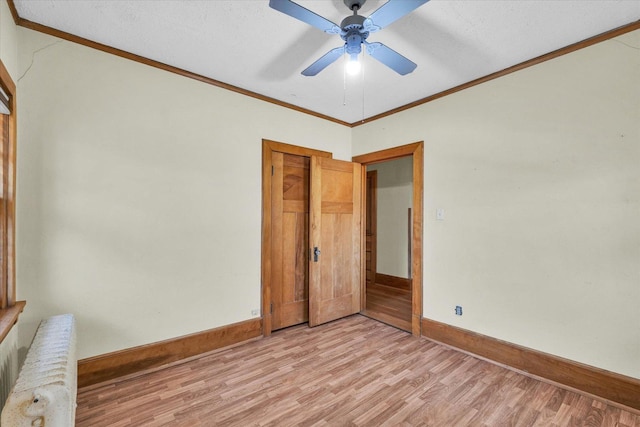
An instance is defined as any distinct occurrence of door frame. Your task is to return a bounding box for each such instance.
[353,142,424,336]
[365,170,377,296]
[261,139,332,336]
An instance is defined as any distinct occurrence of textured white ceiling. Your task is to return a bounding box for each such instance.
[13,0,640,124]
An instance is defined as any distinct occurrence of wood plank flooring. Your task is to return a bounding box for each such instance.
[76,315,640,426]
[363,282,412,332]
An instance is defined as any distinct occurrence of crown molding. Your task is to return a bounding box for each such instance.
[6,2,639,129]
[351,19,640,127]
[7,2,351,128]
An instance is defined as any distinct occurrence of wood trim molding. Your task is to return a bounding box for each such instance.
[261,139,332,336]
[0,46,17,97]
[352,142,422,165]
[9,2,637,128]
[6,0,20,25]
[353,142,423,336]
[0,300,25,344]
[263,140,332,160]
[9,15,350,128]
[78,317,262,388]
[421,317,640,412]
[0,59,17,308]
[411,145,423,336]
[351,20,640,127]
[375,273,411,291]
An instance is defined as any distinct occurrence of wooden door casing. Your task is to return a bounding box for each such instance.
[309,157,362,327]
[365,170,377,296]
[270,152,309,330]
[353,142,424,336]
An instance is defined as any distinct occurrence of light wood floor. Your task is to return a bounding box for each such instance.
[363,282,412,332]
[76,315,640,426]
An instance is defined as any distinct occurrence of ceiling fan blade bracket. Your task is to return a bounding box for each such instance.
[364,41,379,56]
[362,18,381,33]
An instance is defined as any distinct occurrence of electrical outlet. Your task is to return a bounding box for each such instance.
[455,306,463,316]
[251,309,260,316]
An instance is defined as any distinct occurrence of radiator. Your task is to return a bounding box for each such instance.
[1,314,77,427]
[0,324,19,417]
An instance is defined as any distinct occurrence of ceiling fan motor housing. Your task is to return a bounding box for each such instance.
[340,15,368,55]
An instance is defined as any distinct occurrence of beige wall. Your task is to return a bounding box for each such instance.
[353,30,640,379]
[368,157,413,278]
[11,9,640,381]
[16,28,351,359]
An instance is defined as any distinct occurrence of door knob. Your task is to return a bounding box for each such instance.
[313,246,321,262]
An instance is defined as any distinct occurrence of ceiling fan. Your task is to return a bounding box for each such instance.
[269,0,430,76]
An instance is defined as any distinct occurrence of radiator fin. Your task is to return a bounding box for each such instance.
[0,325,19,416]
[1,314,77,427]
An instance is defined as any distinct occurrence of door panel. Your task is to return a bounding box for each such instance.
[271,152,309,330]
[309,157,362,327]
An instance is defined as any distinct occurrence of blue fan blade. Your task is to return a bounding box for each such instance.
[269,0,340,34]
[302,46,345,76]
[365,42,417,75]
[365,0,430,32]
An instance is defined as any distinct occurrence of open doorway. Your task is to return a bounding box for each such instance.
[363,157,413,331]
[353,142,423,336]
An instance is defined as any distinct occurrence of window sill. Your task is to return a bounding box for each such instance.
[0,300,26,344]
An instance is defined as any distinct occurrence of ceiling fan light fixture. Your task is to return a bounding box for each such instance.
[345,54,361,76]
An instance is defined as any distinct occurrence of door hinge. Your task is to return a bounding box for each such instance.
[270,303,273,314]
[271,165,274,176]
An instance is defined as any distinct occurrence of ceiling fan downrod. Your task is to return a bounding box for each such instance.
[344,0,366,14]
[341,0,369,58]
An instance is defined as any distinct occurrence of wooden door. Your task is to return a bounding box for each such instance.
[270,152,309,330]
[308,156,362,327]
